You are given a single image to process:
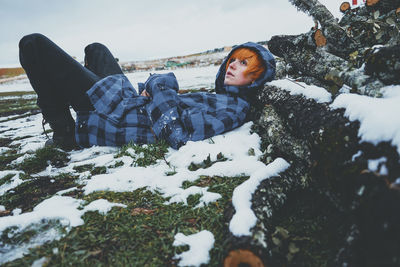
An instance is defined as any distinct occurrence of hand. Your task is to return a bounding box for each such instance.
[140,90,150,97]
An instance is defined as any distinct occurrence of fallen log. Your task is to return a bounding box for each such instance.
[364,44,400,84]
[288,0,358,59]
[340,2,351,13]
[240,83,400,265]
[313,29,327,47]
[223,249,265,267]
[268,33,386,96]
[366,0,400,13]
[222,94,314,266]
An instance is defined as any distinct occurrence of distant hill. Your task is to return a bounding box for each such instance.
[0,67,25,78]
[120,40,268,72]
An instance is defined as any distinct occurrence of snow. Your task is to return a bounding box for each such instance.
[229,158,290,236]
[31,257,49,267]
[81,123,272,218]
[84,199,127,215]
[368,157,388,175]
[0,171,24,195]
[0,227,60,265]
[0,66,295,263]
[173,230,215,267]
[0,196,126,263]
[126,65,220,92]
[267,79,332,103]
[0,65,346,264]
[0,196,83,232]
[0,76,33,93]
[331,85,400,154]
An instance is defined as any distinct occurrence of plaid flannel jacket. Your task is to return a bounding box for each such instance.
[75,73,250,149]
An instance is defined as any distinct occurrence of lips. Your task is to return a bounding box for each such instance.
[226,71,234,77]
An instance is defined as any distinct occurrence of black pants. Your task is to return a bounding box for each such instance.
[19,33,123,119]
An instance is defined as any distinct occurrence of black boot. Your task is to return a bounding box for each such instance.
[42,108,77,151]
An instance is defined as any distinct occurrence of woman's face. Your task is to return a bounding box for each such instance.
[224,58,253,86]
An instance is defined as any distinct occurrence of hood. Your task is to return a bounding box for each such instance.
[215,42,275,100]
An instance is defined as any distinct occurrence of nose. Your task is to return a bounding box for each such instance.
[228,59,238,69]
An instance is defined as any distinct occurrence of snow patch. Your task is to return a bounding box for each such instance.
[0,171,24,196]
[268,79,332,103]
[229,157,290,236]
[173,230,215,267]
[331,85,400,154]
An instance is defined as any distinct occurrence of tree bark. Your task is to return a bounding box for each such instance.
[364,44,400,84]
[268,32,388,96]
[366,0,400,13]
[235,83,400,265]
[288,0,358,59]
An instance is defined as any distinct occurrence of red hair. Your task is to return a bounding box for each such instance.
[225,48,265,81]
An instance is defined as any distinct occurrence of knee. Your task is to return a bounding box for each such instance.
[19,33,47,51]
[84,42,109,55]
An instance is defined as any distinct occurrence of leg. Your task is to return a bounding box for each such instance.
[19,33,100,149]
[84,42,123,78]
[19,33,99,112]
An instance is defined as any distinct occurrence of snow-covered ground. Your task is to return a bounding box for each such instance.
[0,66,287,265]
[1,66,400,265]
[0,65,220,93]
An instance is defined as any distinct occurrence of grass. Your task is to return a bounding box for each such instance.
[0,173,80,213]
[115,140,170,167]
[3,176,249,266]
[0,90,345,266]
[19,146,70,174]
[0,150,21,171]
[0,88,251,265]
[0,173,15,187]
[0,91,38,118]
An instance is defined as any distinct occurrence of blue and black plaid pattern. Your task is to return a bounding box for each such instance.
[75,73,250,149]
[76,74,155,147]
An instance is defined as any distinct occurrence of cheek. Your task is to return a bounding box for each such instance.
[237,68,251,82]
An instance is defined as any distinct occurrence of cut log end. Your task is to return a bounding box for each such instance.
[314,29,327,47]
[340,2,351,13]
[366,0,380,6]
[224,250,265,267]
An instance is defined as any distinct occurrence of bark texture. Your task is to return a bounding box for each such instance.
[268,0,400,96]
[223,0,400,266]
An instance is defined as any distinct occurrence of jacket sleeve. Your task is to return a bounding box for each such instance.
[144,73,189,149]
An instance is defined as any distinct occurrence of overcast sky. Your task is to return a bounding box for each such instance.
[0,0,343,67]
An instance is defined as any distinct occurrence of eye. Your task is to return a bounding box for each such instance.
[240,60,247,66]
